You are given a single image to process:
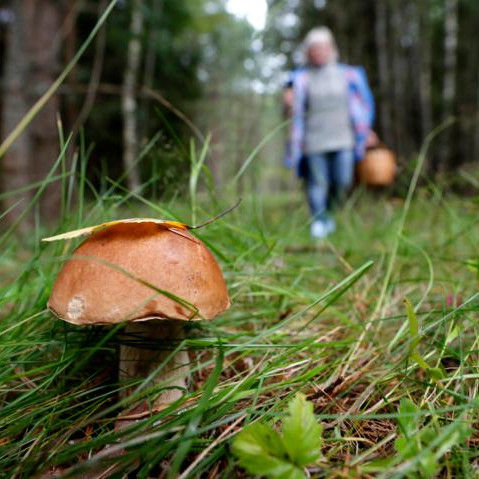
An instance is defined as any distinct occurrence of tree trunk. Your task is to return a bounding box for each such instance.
[122,0,144,192]
[1,0,32,223]
[474,66,479,163]
[374,0,393,147]
[391,1,407,156]
[139,0,163,141]
[62,0,81,137]
[25,0,62,219]
[1,0,62,224]
[439,0,459,169]
[417,0,433,141]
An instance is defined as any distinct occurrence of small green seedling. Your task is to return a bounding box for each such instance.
[404,298,444,381]
[231,393,322,479]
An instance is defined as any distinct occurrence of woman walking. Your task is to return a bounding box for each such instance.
[285,27,375,239]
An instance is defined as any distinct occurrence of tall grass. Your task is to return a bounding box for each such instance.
[2,126,479,478]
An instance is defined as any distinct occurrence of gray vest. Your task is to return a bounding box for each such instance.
[303,63,355,155]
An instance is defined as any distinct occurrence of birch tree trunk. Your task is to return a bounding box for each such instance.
[122,0,144,192]
[439,0,459,169]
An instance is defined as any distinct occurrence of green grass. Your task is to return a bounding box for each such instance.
[2,142,479,478]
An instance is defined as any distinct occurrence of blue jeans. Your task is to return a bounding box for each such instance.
[304,150,354,221]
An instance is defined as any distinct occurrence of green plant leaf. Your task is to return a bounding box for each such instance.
[231,423,305,479]
[428,367,445,381]
[394,436,417,460]
[404,298,445,381]
[445,326,459,345]
[282,393,322,467]
[397,398,420,437]
[404,297,421,351]
[419,453,439,478]
[394,399,472,479]
[231,394,323,478]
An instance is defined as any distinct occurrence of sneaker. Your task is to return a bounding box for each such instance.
[311,220,330,239]
[311,218,336,239]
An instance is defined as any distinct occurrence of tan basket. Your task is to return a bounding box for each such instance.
[357,146,397,186]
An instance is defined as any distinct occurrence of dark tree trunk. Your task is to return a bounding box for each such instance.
[417,0,433,141]
[474,65,479,163]
[391,0,407,157]
[439,0,459,170]
[1,0,32,223]
[25,0,62,219]
[62,1,81,137]
[140,0,162,140]
[374,0,393,147]
[1,0,62,223]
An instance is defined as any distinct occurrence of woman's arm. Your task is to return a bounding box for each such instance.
[346,65,375,160]
[356,66,375,128]
[285,69,307,169]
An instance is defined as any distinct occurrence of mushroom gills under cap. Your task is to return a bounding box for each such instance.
[48,222,230,325]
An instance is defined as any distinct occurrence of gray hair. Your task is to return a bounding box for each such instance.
[302,27,339,62]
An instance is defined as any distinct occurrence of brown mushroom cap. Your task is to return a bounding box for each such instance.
[48,222,230,325]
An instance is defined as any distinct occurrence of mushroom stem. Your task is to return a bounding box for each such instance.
[119,319,189,413]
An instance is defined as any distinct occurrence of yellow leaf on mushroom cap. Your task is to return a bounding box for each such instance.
[42,218,189,242]
[42,199,242,242]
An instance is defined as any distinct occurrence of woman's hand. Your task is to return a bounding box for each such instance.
[282,87,294,117]
[366,130,380,148]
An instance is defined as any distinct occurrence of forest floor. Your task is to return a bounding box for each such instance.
[2,185,479,478]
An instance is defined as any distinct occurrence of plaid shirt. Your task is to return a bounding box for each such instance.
[285,64,375,173]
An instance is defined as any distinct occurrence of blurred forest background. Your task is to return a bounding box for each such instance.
[1,0,479,222]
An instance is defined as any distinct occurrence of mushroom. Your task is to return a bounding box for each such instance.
[45,220,230,415]
[358,144,397,187]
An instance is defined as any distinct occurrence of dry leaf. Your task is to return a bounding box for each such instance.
[42,218,188,242]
